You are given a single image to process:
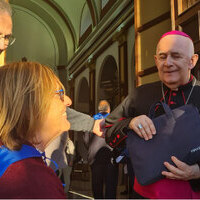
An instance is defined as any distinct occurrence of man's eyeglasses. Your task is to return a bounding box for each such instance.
[0,34,16,46]
[55,89,64,101]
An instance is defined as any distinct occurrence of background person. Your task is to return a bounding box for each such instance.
[63,135,75,193]
[0,0,15,54]
[0,61,72,198]
[105,31,200,199]
[46,132,75,195]
[83,100,118,199]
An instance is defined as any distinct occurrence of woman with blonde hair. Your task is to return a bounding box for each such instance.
[0,61,71,198]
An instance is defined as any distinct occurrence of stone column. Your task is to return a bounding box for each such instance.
[113,30,128,101]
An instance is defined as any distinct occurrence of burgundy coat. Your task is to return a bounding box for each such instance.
[0,152,66,199]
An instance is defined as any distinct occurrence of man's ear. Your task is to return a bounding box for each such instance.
[189,54,199,69]
[154,55,158,64]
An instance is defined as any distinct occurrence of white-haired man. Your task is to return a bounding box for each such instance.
[105,30,200,198]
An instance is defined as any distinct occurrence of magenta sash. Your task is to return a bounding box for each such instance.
[134,178,200,199]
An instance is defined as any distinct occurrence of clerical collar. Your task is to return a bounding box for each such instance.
[163,75,194,92]
[161,75,196,105]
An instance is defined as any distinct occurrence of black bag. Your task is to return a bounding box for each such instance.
[126,102,200,186]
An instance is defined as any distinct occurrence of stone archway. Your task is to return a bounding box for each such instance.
[75,77,89,163]
[76,77,90,113]
[98,55,119,110]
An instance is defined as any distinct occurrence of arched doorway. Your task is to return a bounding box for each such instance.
[76,77,90,113]
[75,77,89,163]
[98,55,119,110]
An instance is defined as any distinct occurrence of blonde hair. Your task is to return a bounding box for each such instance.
[0,62,64,150]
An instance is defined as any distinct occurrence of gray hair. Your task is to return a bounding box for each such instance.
[0,0,12,16]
